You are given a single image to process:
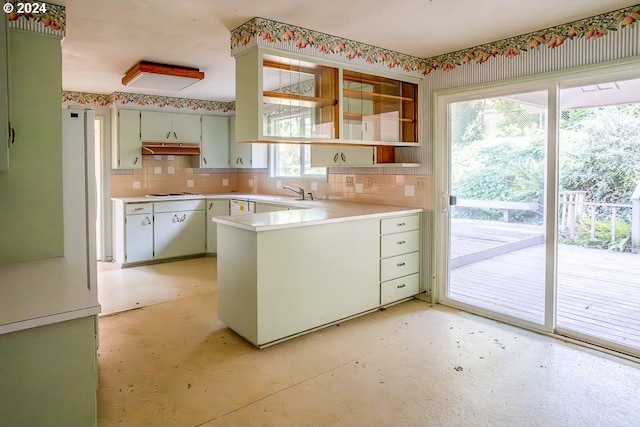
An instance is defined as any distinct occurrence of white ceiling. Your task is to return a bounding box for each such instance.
[57,0,639,102]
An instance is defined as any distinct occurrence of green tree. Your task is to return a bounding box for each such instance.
[449,100,485,146]
[560,104,640,204]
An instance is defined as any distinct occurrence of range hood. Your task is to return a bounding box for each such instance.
[142,142,200,155]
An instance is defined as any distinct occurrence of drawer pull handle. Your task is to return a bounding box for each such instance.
[397,240,406,245]
[397,262,406,267]
[133,207,143,211]
[397,222,405,227]
[397,284,406,289]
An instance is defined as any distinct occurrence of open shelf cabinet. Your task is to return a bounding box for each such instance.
[234,47,421,167]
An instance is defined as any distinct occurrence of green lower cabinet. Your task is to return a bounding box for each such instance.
[0,317,97,427]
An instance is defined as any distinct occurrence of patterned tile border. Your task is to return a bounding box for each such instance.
[5,1,65,38]
[231,5,640,76]
[62,91,235,113]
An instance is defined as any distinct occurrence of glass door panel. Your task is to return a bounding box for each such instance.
[447,91,548,325]
[557,79,640,355]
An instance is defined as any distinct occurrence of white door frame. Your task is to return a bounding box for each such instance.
[432,80,557,334]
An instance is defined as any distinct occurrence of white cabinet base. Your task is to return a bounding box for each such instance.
[217,218,381,347]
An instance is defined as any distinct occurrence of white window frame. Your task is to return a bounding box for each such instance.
[266,111,327,181]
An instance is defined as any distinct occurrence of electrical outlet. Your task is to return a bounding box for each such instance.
[416,177,425,189]
[364,176,373,189]
[345,176,355,187]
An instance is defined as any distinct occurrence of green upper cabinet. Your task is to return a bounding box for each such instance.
[141,111,201,143]
[111,108,142,169]
[0,27,64,263]
[234,47,421,148]
[200,115,229,168]
[229,115,267,169]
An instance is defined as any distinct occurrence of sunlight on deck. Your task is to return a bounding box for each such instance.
[449,219,640,353]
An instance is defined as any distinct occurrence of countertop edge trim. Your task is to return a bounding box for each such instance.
[0,305,101,335]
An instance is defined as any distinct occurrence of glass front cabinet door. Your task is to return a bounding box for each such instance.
[262,54,338,141]
[342,70,418,144]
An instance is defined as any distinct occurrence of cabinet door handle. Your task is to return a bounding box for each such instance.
[209,202,213,209]
[143,216,151,225]
[173,214,179,223]
[133,156,139,165]
[397,222,406,227]
[180,214,186,222]
[333,153,339,163]
[9,126,15,144]
[173,132,177,139]
[396,240,406,245]
[341,152,346,162]
[166,131,171,139]
[397,283,406,289]
[396,262,406,267]
[240,157,244,165]
[203,157,207,165]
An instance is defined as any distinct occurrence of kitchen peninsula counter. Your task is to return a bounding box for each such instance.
[211,196,423,348]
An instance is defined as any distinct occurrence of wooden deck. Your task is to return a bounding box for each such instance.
[449,219,640,353]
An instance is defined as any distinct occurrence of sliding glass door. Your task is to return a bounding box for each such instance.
[445,90,549,327]
[556,78,640,355]
[436,69,640,357]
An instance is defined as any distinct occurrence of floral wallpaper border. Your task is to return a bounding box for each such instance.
[231,4,640,76]
[5,1,65,38]
[62,91,112,107]
[62,91,235,113]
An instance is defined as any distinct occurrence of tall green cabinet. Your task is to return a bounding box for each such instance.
[0,7,100,427]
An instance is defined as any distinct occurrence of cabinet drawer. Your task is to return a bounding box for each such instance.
[381,273,419,305]
[125,203,152,215]
[381,230,419,258]
[381,214,420,235]
[154,199,205,213]
[380,251,419,282]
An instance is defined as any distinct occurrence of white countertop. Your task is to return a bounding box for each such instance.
[215,200,421,232]
[112,193,423,232]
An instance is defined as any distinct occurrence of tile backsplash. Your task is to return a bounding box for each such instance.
[110,157,431,210]
[110,156,236,197]
[234,172,431,210]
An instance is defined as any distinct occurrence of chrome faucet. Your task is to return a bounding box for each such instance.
[283,184,305,200]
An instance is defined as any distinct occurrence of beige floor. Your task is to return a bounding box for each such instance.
[97,258,640,427]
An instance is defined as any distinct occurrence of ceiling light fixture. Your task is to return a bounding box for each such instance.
[122,61,204,91]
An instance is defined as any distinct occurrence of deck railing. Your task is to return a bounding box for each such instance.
[456,182,640,250]
[560,182,640,249]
